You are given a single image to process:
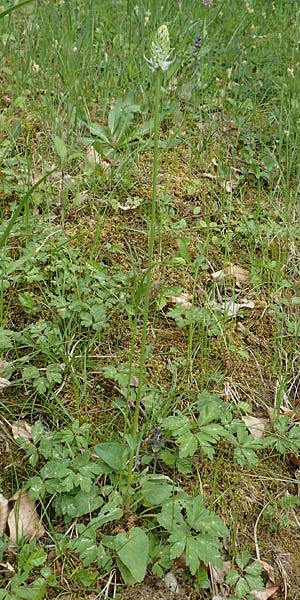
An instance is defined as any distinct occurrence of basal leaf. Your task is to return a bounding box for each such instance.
[116,528,149,584]
[54,136,67,162]
[140,475,173,506]
[94,442,126,471]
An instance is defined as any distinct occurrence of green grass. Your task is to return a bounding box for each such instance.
[1,0,300,598]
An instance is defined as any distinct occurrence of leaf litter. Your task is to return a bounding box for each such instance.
[241,416,270,440]
[11,420,32,442]
[0,494,9,535]
[7,490,45,543]
[212,264,249,288]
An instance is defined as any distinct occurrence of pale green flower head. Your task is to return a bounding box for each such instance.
[145,24,174,72]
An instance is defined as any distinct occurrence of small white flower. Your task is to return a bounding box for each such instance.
[144,9,151,26]
[145,24,174,72]
[31,61,40,73]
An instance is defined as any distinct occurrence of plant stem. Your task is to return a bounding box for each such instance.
[126,70,162,497]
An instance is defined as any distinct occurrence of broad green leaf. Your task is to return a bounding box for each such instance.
[168,529,186,560]
[225,568,240,585]
[235,576,251,597]
[116,528,149,584]
[185,534,222,572]
[71,534,107,567]
[56,487,103,518]
[157,500,187,533]
[140,475,173,506]
[89,499,123,530]
[40,459,71,479]
[236,550,251,570]
[108,107,121,137]
[88,123,112,145]
[177,433,198,458]
[234,446,259,467]
[94,442,126,471]
[184,496,228,538]
[23,366,40,380]
[162,415,191,437]
[54,136,67,161]
[75,569,99,587]
[73,472,93,492]
[27,476,45,499]
[45,364,62,384]
[12,578,47,600]
[18,546,46,571]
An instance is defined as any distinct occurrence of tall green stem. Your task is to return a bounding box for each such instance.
[126,70,162,495]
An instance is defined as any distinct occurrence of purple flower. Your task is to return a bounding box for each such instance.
[192,35,202,73]
[194,35,202,50]
[203,0,212,7]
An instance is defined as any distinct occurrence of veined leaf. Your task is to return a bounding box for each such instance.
[115,528,149,584]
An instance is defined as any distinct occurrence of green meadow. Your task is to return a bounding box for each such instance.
[0,0,300,598]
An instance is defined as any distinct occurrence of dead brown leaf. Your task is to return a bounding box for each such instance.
[0,359,10,374]
[241,416,269,440]
[217,298,255,316]
[86,145,111,172]
[11,420,32,442]
[260,560,276,583]
[0,493,9,535]
[250,585,278,600]
[116,197,143,211]
[8,490,45,543]
[0,377,10,389]
[86,145,101,165]
[212,264,249,287]
[220,178,239,194]
[30,169,42,186]
[210,560,231,584]
[166,292,193,309]
[201,172,217,180]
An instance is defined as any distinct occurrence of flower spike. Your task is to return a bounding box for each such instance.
[145,24,174,72]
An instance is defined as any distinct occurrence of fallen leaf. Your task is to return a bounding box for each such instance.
[220,178,239,193]
[166,293,193,309]
[289,453,300,467]
[267,406,295,422]
[241,416,269,440]
[212,264,249,287]
[130,375,139,388]
[0,494,9,535]
[216,299,255,316]
[11,420,32,442]
[86,146,111,171]
[163,571,180,594]
[0,359,10,374]
[210,561,231,584]
[30,169,42,185]
[237,323,266,347]
[201,172,217,180]
[116,197,143,211]
[0,377,10,389]
[260,560,276,583]
[3,95,12,105]
[250,585,278,600]
[86,145,101,165]
[8,490,45,543]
